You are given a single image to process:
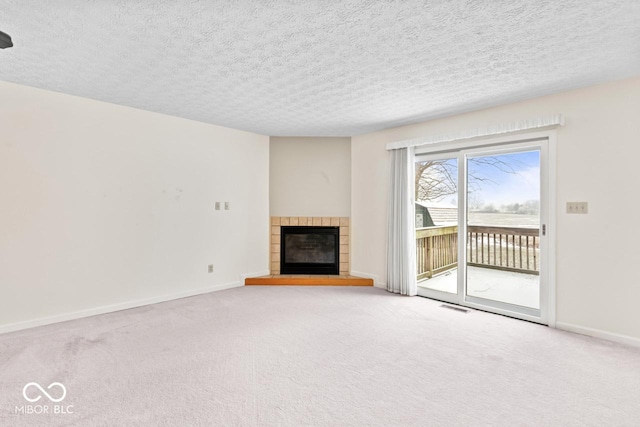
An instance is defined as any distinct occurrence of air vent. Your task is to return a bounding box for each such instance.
[440,304,469,313]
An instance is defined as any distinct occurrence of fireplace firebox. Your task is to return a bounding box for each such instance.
[280,226,339,275]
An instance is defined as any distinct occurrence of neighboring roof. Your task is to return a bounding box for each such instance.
[416,201,457,225]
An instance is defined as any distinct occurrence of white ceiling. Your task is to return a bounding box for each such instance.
[1,1,639,136]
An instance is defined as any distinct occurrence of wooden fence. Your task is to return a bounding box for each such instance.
[416,225,539,280]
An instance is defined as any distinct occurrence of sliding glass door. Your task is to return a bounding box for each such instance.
[415,154,459,296]
[415,137,550,324]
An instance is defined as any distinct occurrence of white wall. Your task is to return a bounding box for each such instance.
[0,82,270,332]
[270,136,351,217]
[351,75,640,343]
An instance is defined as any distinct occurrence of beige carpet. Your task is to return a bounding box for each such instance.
[1,286,639,426]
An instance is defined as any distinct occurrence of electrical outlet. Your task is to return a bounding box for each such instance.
[208,264,214,273]
[566,202,588,214]
[215,202,220,210]
[225,202,230,210]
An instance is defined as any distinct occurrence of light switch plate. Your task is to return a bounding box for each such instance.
[215,202,220,210]
[567,202,588,214]
[225,202,230,210]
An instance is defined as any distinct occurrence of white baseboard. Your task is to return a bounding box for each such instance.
[556,321,640,349]
[350,270,385,288]
[0,280,243,335]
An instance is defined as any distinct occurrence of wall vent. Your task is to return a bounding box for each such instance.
[440,304,469,313]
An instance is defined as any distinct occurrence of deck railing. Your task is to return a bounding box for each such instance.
[416,225,539,280]
[416,225,458,280]
[467,226,539,275]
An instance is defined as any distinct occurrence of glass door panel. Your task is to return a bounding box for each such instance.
[465,150,541,310]
[415,156,459,296]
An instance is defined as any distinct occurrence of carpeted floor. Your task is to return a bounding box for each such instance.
[1,286,639,426]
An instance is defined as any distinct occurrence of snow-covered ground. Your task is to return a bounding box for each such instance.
[418,266,539,309]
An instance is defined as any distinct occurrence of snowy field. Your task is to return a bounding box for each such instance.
[468,212,539,227]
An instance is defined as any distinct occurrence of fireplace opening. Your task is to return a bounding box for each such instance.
[280,226,339,275]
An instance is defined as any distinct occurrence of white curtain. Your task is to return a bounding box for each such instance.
[387,146,417,296]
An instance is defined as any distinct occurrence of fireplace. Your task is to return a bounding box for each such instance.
[271,216,349,275]
[280,226,339,275]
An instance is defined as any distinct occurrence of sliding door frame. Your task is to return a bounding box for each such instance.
[415,130,557,326]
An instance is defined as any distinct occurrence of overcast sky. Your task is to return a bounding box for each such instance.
[469,150,540,207]
[422,150,540,208]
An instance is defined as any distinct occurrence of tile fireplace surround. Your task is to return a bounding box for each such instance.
[270,216,350,275]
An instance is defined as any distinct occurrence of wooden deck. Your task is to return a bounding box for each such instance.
[245,275,373,286]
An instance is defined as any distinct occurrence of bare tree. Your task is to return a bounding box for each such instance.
[415,160,457,202]
[468,192,483,211]
[415,157,518,202]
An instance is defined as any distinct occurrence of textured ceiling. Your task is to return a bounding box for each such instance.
[1,1,640,136]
